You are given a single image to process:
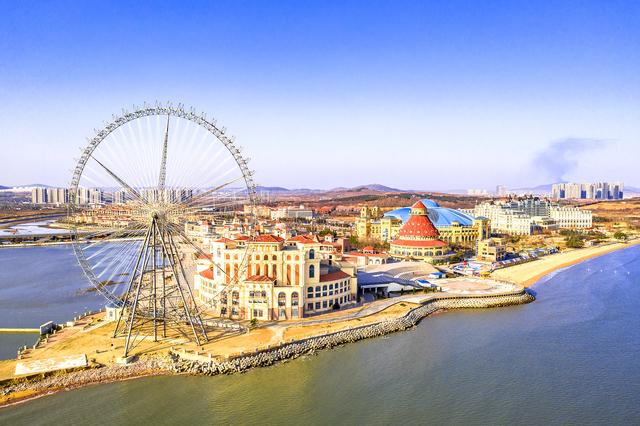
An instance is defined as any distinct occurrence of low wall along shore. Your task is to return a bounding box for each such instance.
[0,289,534,406]
[172,289,534,376]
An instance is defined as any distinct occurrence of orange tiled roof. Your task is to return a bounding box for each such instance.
[254,235,284,243]
[199,269,213,279]
[320,270,351,282]
[397,201,440,238]
[390,239,448,247]
[246,275,275,282]
[288,235,319,244]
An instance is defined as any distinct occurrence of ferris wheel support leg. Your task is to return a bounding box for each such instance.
[152,224,158,342]
[161,229,167,338]
[124,231,152,358]
[155,221,202,346]
[166,231,209,341]
[113,226,152,338]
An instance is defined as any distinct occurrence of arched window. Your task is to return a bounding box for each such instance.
[261,290,267,298]
[225,254,230,260]
[295,255,300,261]
[286,264,291,284]
[292,292,299,306]
[263,254,268,261]
[294,264,300,285]
[309,265,315,278]
[272,255,277,261]
[278,292,286,307]
[255,254,260,260]
[271,264,276,278]
[309,249,315,259]
[225,264,231,284]
[255,264,261,276]
[287,255,291,261]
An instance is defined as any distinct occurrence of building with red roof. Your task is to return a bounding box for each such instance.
[389,201,450,262]
[194,233,358,322]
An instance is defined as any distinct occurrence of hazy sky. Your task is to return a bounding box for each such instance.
[1,1,638,190]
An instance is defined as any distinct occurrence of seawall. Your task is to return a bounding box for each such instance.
[171,289,534,375]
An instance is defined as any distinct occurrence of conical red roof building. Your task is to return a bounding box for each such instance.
[390,201,449,261]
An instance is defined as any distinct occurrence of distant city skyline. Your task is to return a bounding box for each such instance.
[1,1,638,189]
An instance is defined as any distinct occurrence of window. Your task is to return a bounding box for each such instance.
[278,292,286,307]
[309,249,315,259]
[307,303,313,311]
[292,292,299,306]
[261,290,267,298]
[220,306,227,315]
[315,302,321,310]
[322,301,328,309]
[309,265,315,278]
[231,307,238,316]
[322,285,327,297]
[329,284,333,290]
[263,254,268,261]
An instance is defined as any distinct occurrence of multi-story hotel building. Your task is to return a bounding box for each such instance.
[549,205,592,229]
[466,197,592,235]
[356,200,490,245]
[194,234,357,321]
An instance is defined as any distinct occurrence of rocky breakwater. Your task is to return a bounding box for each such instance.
[1,356,173,405]
[172,289,534,376]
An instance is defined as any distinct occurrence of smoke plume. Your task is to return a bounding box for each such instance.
[533,138,609,183]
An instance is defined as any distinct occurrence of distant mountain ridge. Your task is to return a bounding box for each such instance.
[257,183,404,194]
[0,184,53,193]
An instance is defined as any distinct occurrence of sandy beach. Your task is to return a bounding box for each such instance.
[491,239,640,286]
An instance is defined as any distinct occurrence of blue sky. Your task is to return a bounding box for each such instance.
[1,1,638,190]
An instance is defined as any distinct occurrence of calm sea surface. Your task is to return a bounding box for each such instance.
[0,245,104,359]
[1,245,639,425]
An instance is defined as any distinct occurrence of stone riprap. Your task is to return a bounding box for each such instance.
[171,290,535,376]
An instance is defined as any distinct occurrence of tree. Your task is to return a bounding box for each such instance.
[614,231,628,241]
[565,235,584,248]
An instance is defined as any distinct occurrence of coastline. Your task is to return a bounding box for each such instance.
[491,239,640,287]
[2,241,638,410]
[0,289,533,409]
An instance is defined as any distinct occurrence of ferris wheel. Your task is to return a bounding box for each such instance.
[68,103,256,355]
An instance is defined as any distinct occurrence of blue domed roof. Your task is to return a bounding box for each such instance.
[384,199,476,227]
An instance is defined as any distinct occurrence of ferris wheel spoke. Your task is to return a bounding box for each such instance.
[164,222,238,285]
[166,200,248,218]
[158,115,170,193]
[89,155,146,204]
[180,176,245,207]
